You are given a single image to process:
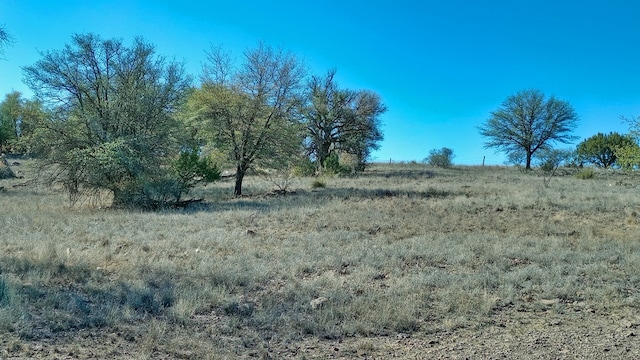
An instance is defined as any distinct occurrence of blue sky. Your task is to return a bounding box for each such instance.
[1,0,640,165]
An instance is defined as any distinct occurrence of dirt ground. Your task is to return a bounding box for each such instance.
[2,308,639,359]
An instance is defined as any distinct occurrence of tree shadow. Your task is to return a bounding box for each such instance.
[0,255,176,341]
[355,168,436,180]
[177,185,458,215]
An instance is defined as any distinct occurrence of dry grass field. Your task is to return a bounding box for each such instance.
[2,157,640,358]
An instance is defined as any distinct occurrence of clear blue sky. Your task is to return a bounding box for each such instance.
[2,0,640,165]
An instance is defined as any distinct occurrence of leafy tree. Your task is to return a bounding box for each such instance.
[0,92,47,153]
[613,142,640,171]
[612,116,640,171]
[479,89,578,170]
[424,147,455,167]
[301,69,386,172]
[185,43,306,196]
[0,92,23,152]
[23,33,214,208]
[576,132,635,168]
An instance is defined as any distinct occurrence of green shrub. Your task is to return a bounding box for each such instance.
[424,147,455,167]
[575,168,595,179]
[172,147,220,196]
[292,158,317,177]
[323,153,351,175]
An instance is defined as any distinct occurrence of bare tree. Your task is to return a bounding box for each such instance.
[479,89,578,170]
[186,43,306,196]
[0,25,13,56]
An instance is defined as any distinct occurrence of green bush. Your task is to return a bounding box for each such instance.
[323,153,351,175]
[292,158,317,177]
[172,147,220,196]
[575,168,595,179]
[425,147,455,167]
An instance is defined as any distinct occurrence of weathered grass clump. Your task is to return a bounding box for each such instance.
[311,178,327,188]
[575,167,595,179]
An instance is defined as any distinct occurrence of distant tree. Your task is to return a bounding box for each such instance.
[479,89,578,170]
[185,43,306,196]
[301,69,386,172]
[14,98,47,147]
[576,132,635,168]
[0,92,46,153]
[23,33,217,208]
[424,147,455,167]
[0,92,23,151]
[613,116,640,171]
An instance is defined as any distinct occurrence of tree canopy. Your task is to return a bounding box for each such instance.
[301,69,385,172]
[185,43,306,196]
[0,92,23,152]
[576,132,635,168]
[22,33,217,208]
[479,89,578,170]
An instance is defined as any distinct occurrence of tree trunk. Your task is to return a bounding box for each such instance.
[525,151,532,170]
[234,165,246,197]
[317,142,332,170]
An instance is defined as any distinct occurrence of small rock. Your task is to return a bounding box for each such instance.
[539,298,559,305]
[310,297,328,310]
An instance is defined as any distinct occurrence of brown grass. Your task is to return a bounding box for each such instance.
[1,160,640,358]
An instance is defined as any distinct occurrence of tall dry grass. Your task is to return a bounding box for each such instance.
[1,159,640,357]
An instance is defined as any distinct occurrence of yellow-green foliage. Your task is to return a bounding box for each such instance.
[613,143,640,171]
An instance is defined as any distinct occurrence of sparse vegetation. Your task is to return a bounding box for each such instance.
[2,159,640,358]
